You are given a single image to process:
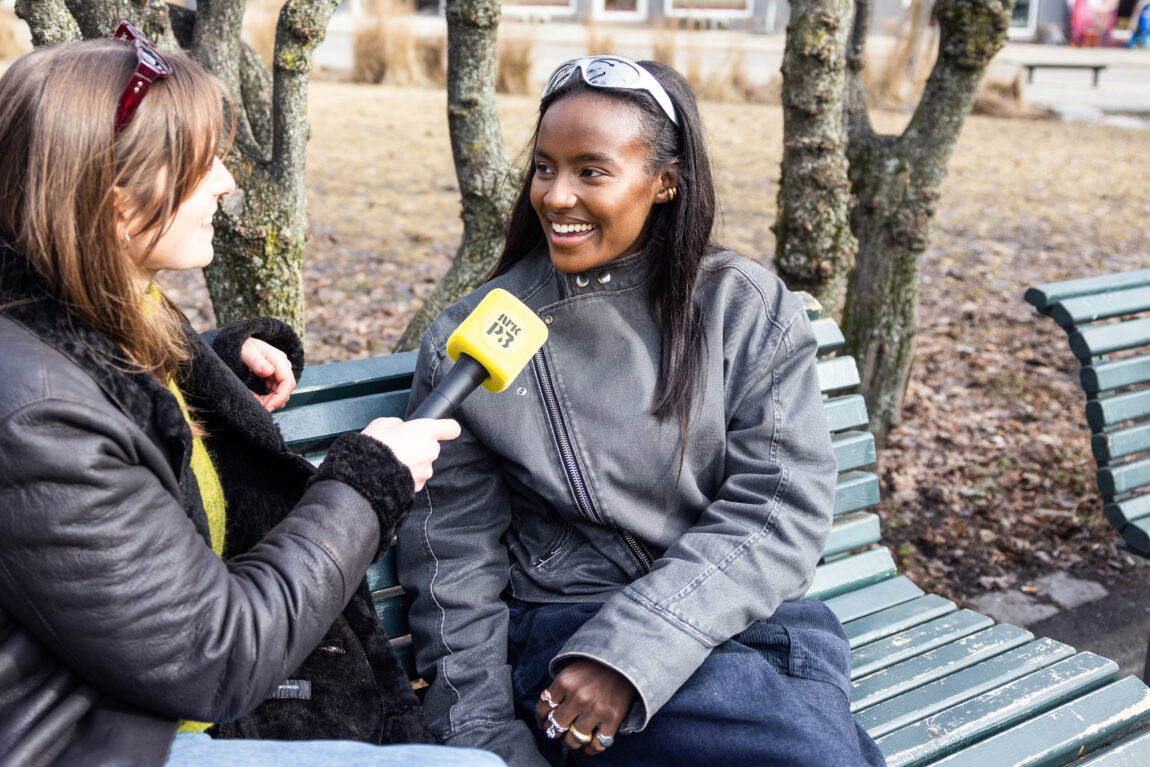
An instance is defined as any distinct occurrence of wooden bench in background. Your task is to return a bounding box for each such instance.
[1026,270,1150,559]
[1023,63,1107,88]
[274,297,1150,765]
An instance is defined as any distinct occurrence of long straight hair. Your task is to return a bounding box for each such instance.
[0,39,229,383]
[493,61,717,436]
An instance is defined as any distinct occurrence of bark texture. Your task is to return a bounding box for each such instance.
[840,0,1013,447]
[17,0,336,336]
[774,0,857,308]
[393,0,519,352]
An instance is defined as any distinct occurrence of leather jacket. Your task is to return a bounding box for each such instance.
[397,248,837,766]
[0,246,423,767]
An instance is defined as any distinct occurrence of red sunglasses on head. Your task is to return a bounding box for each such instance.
[112,20,172,133]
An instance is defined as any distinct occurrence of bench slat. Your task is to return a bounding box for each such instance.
[875,653,1121,767]
[289,352,418,407]
[850,609,993,679]
[275,390,412,453]
[1092,422,1150,463]
[807,549,897,601]
[823,576,924,625]
[1082,356,1150,394]
[1121,517,1150,556]
[825,393,870,432]
[1071,317,1150,360]
[818,356,862,394]
[843,593,954,648]
[834,471,880,516]
[1098,455,1150,497]
[856,638,1077,739]
[813,318,845,355]
[1086,389,1150,431]
[1025,269,1150,311]
[850,624,1034,713]
[920,675,1150,767]
[365,548,398,591]
[1049,287,1150,329]
[823,512,881,559]
[833,431,878,472]
[373,589,409,638]
[1076,728,1150,765]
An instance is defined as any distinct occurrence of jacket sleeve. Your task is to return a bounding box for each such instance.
[552,288,837,732]
[397,330,550,767]
[202,316,306,392]
[0,384,393,724]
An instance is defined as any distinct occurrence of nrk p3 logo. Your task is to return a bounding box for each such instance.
[483,311,525,352]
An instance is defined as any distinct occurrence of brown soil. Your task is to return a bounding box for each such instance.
[159,81,1150,608]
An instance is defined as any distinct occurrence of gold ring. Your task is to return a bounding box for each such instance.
[569,726,592,745]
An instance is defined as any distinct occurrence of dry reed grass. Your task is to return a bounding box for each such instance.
[352,0,420,85]
[585,23,616,56]
[686,50,779,105]
[0,7,31,62]
[497,35,535,95]
[243,1,279,68]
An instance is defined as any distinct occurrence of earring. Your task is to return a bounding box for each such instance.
[124,232,131,245]
[666,187,678,201]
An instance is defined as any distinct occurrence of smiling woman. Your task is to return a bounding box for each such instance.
[399,56,887,767]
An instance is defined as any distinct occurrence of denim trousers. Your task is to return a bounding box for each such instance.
[507,598,886,767]
[164,732,507,767]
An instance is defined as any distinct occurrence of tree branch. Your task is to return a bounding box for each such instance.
[844,0,876,150]
[270,0,339,186]
[896,0,1013,187]
[15,0,79,45]
[62,0,175,47]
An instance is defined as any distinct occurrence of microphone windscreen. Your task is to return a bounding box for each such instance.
[445,288,549,393]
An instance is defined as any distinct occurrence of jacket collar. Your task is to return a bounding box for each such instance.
[554,249,654,299]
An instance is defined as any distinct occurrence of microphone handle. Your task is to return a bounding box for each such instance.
[408,353,490,420]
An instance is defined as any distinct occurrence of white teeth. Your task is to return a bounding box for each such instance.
[552,222,595,235]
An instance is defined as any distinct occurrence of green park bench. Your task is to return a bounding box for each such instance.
[1025,270,1150,559]
[274,298,1150,765]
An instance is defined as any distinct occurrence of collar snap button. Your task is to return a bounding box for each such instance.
[598,272,611,285]
[575,275,589,288]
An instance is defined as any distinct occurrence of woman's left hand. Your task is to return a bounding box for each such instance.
[240,337,296,412]
[535,659,635,756]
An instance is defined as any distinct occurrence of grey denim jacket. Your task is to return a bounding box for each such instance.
[397,248,836,766]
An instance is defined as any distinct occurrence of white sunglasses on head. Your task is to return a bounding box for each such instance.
[542,56,679,127]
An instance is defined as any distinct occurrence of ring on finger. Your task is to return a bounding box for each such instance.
[596,732,615,748]
[541,689,559,710]
[569,726,593,746]
[545,710,568,739]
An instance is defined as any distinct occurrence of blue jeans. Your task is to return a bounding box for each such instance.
[507,598,885,767]
[165,732,507,766]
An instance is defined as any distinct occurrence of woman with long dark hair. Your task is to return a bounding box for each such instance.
[400,57,885,766]
[0,27,503,767]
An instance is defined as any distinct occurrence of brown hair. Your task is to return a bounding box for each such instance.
[0,39,230,382]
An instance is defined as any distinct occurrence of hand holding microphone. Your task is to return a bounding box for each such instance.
[363,289,548,489]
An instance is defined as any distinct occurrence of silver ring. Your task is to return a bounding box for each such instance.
[545,710,568,739]
[541,689,559,709]
[597,732,615,748]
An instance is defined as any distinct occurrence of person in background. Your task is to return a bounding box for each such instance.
[399,55,885,766]
[0,25,504,767]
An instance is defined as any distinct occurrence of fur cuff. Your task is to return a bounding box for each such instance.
[209,317,305,393]
[313,433,415,550]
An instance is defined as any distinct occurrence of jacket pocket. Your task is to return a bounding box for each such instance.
[531,522,576,570]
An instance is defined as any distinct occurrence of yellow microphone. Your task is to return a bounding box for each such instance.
[408,288,549,420]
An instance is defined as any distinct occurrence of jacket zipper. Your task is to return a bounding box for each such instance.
[532,353,653,573]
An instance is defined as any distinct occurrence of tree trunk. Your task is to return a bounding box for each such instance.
[841,0,1014,447]
[393,0,518,353]
[774,0,856,309]
[17,0,336,338]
